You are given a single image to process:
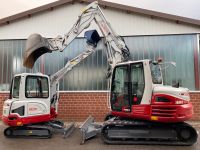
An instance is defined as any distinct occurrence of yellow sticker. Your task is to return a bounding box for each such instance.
[29,131,33,134]
[70,61,77,65]
[151,116,158,121]
[81,8,86,13]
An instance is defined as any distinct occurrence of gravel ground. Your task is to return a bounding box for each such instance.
[0,121,199,150]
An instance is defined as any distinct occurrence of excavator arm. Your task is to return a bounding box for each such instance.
[23,1,130,121]
[24,1,129,74]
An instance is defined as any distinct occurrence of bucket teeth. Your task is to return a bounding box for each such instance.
[23,34,51,69]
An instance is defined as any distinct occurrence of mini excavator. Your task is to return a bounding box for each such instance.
[2,1,198,145]
[2,1,129,139]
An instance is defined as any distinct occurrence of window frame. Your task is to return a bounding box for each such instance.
[25,75,49,99]
[12,76,21,99]
[110,64,131,111]
[130,62,145,105]
[149,62,163,85]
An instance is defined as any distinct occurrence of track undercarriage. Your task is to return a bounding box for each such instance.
[80,116,198,146]
[4,120,75,139]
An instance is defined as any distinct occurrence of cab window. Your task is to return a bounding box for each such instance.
[150,63,162,84]
[13,76,21,98]
[25,76,49,98]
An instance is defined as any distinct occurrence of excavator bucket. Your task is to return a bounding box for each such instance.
[23,34,52,69]
[84,30,101,47]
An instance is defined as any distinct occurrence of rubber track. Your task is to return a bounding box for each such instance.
[4,125,52,139]
[101,120,198,146]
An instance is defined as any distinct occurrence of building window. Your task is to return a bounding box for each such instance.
[0,34,199,91]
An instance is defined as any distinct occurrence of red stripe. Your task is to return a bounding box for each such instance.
[2,114,51,126]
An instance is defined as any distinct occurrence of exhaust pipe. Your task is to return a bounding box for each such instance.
[23,34,52,69]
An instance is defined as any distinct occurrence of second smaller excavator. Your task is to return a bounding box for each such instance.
[2,1,129,139]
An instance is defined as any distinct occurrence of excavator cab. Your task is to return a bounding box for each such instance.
[110,59,193,123]
[110,60,148,113]
[2,73,51,127]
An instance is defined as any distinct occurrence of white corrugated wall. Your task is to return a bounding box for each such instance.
[0,3,199,39]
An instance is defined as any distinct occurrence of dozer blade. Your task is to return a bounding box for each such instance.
[47,120,75,138]
[23,34,52,69]
[63,122,76,138]
[79,115,102,144]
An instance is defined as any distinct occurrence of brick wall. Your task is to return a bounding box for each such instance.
[0,92,8,118]
[57,92,110,121]
[190,92,200,121]
[0,91,199,122]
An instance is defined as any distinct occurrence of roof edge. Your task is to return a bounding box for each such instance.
[95,0,200,26]
[0,0,73,25]
[0,0,200,27]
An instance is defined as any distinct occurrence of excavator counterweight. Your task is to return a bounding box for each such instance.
[24,34,52,68]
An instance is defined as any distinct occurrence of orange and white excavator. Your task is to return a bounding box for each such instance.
[2,1,198,145]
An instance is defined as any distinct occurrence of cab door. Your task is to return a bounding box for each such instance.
[25,75,50,116]
[130,62,152,119]
[110,65,131,112]
[130,63,145,105]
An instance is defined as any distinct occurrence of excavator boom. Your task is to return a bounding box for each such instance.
[23,1,129,70]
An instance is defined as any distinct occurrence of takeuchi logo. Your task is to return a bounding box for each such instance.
[29,107,37,111]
